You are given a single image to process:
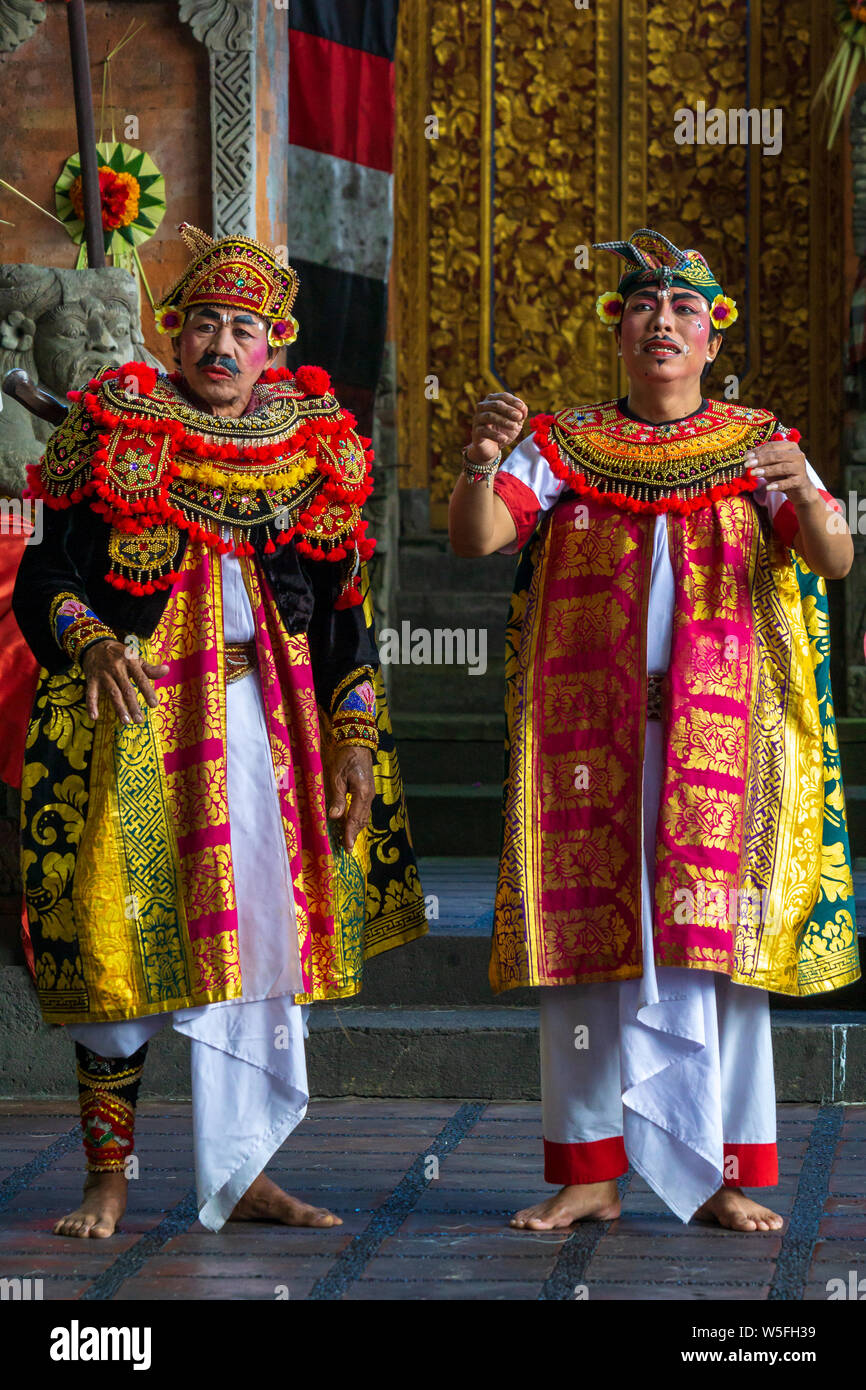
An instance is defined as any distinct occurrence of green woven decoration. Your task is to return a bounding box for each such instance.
[54,141,166,301]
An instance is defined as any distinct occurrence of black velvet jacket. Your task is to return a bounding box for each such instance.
[12,497,378,711]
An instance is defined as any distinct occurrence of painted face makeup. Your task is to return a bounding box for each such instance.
[619,286,711,371]
[178,303,276,414]
[186,307,268,340]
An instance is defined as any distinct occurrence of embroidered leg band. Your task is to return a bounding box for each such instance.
[75,1042,148,1174]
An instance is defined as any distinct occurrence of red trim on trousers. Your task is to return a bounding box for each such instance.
[722,1142,778,1187]
[544,1136,628,1185]
[543,1137,778,1187]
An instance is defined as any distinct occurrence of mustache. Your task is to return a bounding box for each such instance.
[196,352,240,375]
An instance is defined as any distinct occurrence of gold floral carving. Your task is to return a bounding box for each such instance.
[394,0,843,513]
[643,0,842,478]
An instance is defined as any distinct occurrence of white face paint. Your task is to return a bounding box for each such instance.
[187,307,268,336]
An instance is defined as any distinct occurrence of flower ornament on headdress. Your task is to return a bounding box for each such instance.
[267,313,299,349]
[153,223,301,348]
[709,294,738,329]
[154,305,185,337]
[592,228,738,330]
[596,291,624,328]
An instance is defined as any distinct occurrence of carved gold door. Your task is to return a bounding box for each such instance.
[395,0,843,528]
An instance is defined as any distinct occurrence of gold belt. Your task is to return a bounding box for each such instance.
[225,640,257,685]
[647,672,665,721]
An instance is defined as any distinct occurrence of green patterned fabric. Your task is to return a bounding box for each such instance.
[794,559,860,994]
[304,566,429,1002]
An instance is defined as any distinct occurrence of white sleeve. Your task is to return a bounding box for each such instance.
[495,434,566,555]
[751,459,829,519]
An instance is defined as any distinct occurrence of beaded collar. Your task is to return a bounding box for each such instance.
[532,397,784,514]
[26,361,375,605]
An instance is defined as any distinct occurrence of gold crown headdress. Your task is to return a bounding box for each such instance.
[154,223,300,348]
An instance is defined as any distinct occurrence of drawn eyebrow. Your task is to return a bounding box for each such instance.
[191,308,261,324]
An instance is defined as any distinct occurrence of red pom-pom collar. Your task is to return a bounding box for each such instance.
[39,359,376,571]
[292,364,332,397]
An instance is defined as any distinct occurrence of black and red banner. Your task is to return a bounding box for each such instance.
[286,1,400,434]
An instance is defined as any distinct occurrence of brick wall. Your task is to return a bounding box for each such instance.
[0,0,212,366]
[0,2,214,963]
[255,0,289,251]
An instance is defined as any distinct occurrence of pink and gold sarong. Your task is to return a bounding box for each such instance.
[491,493,855,998]
[43,540,335,1021]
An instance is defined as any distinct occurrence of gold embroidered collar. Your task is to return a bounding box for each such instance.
[532,397,782,511]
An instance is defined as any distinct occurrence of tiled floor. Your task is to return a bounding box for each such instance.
[0,1100,863,1300]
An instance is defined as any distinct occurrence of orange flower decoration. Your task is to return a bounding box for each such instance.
[69,166,141,232]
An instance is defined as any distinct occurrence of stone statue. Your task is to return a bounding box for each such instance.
[0,265,161,497]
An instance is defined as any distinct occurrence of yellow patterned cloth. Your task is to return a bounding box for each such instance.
[20,544,427,1023]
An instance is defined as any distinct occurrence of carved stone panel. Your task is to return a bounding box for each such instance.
[179,0,253,51]
[178,0,257,238]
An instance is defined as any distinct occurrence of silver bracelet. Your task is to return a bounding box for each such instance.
[462,445,502,486]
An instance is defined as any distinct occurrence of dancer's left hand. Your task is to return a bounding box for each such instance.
[745,440,818,508]
[325,744,375,851]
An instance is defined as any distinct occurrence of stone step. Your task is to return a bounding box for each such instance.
[388,660,506,715]
[397,539,518,593]
[840,749,866,784]
[843,788,866,862]
[1,972,862,1100]
[305,1006,866,1102]
[394,593,512,632]
[403,784,503,856]
[391,712,504,742]
[397,739,506,786]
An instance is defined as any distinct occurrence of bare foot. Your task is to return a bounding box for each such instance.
[694,1187,783,1232]
[230,1173,342,1228]
[53,1172,127,1239]
[511,1180,621,1230]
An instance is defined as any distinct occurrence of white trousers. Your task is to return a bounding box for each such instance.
[539,720,778,1222]
[67,545,309,1231]
[68,997,310,1230]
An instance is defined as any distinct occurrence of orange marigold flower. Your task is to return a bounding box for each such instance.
[69,166,141,232]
